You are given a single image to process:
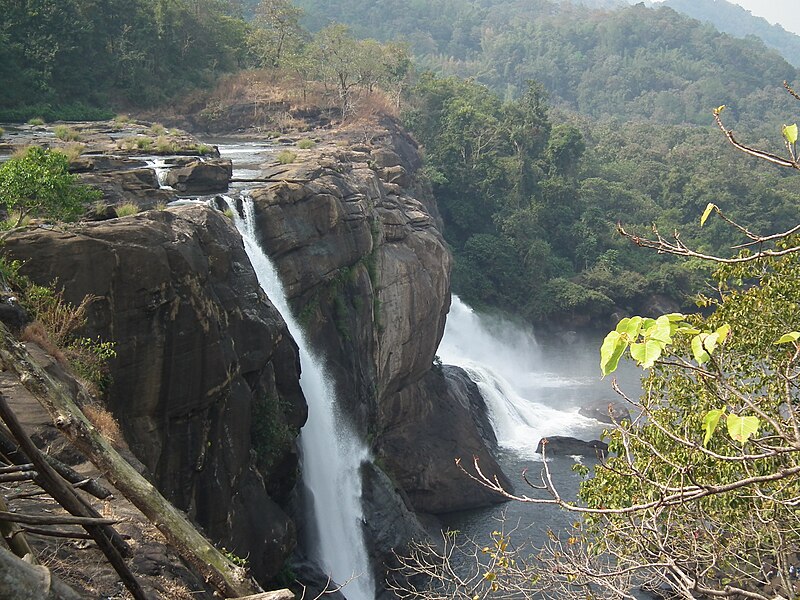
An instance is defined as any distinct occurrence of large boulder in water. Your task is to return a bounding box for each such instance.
[535,436,608,458]
[164,158,232,193]
[377,366,511,513]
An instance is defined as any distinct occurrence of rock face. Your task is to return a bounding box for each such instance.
[378,366,511,513]
[3,206,307,582]
[246,118,508,516]
[164,158,233,193]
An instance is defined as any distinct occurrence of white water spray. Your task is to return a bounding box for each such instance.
[143,157,173,189]
[226,196,375,600]
[437,296,596,460]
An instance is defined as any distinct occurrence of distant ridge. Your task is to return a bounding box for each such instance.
[654,0,800,67]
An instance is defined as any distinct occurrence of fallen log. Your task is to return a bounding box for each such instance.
[0,393,146,600]
[0,324,263,598]
[0,545,82,600]
[0,427,113,499]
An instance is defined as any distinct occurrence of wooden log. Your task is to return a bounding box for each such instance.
[0,471,37,483]
[0,393,147,600]
[20,525,94,540]
[0,494,36,564]
[0,427,113,500]
[0,510,119,526]
[0,545,82,600]
[232,591,295,600]
[0,324,263,598]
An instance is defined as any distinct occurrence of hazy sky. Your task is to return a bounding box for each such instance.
[725,0,800,35]
[655,0,800,36]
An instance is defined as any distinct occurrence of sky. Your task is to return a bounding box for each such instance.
[656,0,800,36]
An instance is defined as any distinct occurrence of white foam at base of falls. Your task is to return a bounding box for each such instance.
[437,296,596,460]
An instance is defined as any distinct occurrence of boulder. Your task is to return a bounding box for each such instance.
[535,436,608,458]
[163,158,232,193]
[377,367,511,514]
[79,167,173,208]
[3,205,307,582]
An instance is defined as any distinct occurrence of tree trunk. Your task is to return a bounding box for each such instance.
[0,323,263,598]
[0,545,82,600]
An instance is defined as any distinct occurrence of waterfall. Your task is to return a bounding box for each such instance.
[437,296,596,460]
[226,196,375,600]
[143,157,173,188]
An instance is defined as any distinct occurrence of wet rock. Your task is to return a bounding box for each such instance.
[163,158,232,193]
[535,436,608,458]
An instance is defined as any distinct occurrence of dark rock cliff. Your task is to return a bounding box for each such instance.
[3,206,306,582]
[246,119,511,515]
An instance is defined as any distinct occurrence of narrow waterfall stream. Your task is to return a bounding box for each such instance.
[225,196,375,600]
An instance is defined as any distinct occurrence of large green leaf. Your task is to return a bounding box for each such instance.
[783,123,798,145]
[600,331,627,376]
[702,408,725,446]
[726,414,760,444]
[616,316,643,339]
[775,331,800,345]
[648,315,673,345]
[700,202,717,227]
[630,340,662,369]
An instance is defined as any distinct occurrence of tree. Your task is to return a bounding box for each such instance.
[0,147,100,228]
[393,84,800,600]
[250,0,306,68]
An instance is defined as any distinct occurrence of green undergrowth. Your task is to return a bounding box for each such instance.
[0,256,116,395]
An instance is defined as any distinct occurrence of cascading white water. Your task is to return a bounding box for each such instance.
[225,196,375,600]
[437,296,596,460]
[143,157,173,188]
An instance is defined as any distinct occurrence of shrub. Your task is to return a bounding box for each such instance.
[58,143,85,162]
[155,136,177,154]
[0,127,4,139]
[53,125,81,141]
[276,150,297,164]
[135,137,152,151]
[0,146,101,226]
[81,403,122,443]
[150,123,167,136]
[27,117,45,126]
[297,138,315,149]
[194,144,214,155]
[115,202,140,217]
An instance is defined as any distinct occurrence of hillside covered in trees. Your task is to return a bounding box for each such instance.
[4,0,800,326]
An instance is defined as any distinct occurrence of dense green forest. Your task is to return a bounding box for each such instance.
[4,0,800,325]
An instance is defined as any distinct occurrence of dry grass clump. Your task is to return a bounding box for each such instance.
[21,320,67,364]
[82,403,122,445]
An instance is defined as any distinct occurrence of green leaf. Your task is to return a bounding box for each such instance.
[774,331,800,345]
[616,316,643,339]
[700,203,717,227]
[664,313,686,322]
[783,123,798,145]
[715,324,731,344]
[630,340,663,369]
[648,315,673,345]
[702,408,725,446]
[600,331,627,376]
[692,333,711,365]
[726,414,760,444]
